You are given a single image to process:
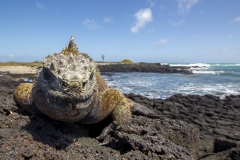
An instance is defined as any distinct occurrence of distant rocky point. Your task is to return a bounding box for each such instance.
[97,62,192,74]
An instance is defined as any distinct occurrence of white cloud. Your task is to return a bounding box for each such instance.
[131,8,153,33]
[83,18,99,30]
[35,1,46,10]
[155,39,170,44]
[9,54,14,57]
[230,16,240,23]
[176,0,198,14]
[103,17,112,22]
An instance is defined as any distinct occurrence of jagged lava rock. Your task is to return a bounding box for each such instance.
[125,93,240,159]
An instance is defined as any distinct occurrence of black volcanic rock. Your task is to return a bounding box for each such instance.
[98,63,192,74]
[112,115,197,159]
[125,93,240,159]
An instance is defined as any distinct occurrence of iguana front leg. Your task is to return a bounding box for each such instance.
[79,88,132,141]
[96,95,132,142]
[13,83,45,116]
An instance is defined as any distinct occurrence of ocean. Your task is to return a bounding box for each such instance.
[101,63,240,99]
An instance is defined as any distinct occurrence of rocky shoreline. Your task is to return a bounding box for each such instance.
[98,63,192,74]
[0,72,240,159]
[125,93,240,159]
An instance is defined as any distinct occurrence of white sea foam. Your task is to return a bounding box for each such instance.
[192,70,225,74]
[169,63,215,74]
[102,70,240,99]
[210,63,240,66]
[169,63,238,75]
[161,63,169,65]
[169,63,211,67]
[169,63,240,67]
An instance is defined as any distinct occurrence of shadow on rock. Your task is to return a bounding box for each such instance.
[21,115,90,150]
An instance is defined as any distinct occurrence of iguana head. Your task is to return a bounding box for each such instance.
[33,36,98,122]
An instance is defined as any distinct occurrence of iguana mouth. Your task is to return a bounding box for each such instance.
[65,91,97,118]
[33,88,96,121]
[47,89,94,104]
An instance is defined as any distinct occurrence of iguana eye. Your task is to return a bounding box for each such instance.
[43,68,52,80]
[60,81,68,88]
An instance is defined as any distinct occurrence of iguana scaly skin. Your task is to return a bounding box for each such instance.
[14,36,153,141]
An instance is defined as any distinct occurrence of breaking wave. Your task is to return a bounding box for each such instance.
[102,63,240,99]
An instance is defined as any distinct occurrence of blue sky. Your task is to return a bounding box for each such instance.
[1,0,240,63]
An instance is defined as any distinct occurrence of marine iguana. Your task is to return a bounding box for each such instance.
[13,36,154,142]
